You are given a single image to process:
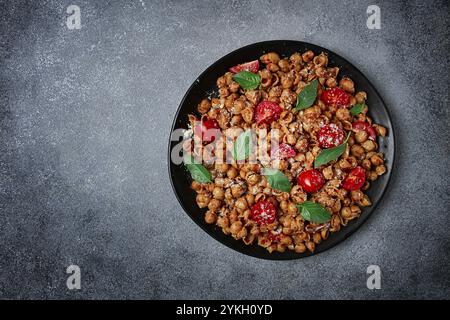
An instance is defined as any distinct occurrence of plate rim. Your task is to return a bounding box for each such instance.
[167,40,397,260]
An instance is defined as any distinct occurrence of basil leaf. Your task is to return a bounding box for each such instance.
[350,103,366,116]
[232,71,261,90]
[233,130,252,161]
[261,168,291,192]
[295,79,318,111]
[296,201,331,223]
[183,154,212,183]
[314,132,351,168]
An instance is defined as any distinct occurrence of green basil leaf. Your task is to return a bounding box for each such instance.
[350,103,366,116]
[314,132,351,168]
[296,201,331,223]
[295,79,318,111]
[232,71,261,90]
[183,154,212,183]
[233,130,252,161]
[261,168,291,192]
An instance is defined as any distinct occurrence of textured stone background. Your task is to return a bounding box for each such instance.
[0,0,449,299]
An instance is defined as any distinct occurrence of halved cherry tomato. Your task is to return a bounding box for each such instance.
[317,123,345,149]
[250,200,277,225]
[193,117,220,144]
[271,143,296,159]
[342,166,366,191]
[297,169,325,193]
[352,121,376,140]
[229,60,260,74]
[320,87,350,107]
[267,231,281,243]
[255,101,283,125]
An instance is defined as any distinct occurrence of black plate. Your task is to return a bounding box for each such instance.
[168,40,395,260]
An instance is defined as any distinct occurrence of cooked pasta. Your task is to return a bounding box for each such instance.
[183,50,387,254]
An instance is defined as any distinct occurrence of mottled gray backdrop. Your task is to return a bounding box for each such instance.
[0,0,449,299]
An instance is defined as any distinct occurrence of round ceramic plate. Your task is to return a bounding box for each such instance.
[168,40,395,260]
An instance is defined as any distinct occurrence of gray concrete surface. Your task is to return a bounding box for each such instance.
[0,0,449,299]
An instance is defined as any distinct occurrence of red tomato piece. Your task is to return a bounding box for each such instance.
[250,200,277,225]
[297,169,325,193]
[272,143,296,159]
[342,166,366,191]
[193,118,220,144]
[320,87,350,107]
[267,231,281,243]
[352,121,376,140]
[317,123,345,148]
[255,101,283,125]
[229,60,260,73]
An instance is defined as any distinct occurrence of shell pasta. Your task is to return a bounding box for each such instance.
[183,49,387,254]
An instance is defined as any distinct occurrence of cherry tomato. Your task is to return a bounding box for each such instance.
[317,123,345,149]
[297,169,325,193]
[272,143,296,159]
[250,200,277,225]
[352,121,376,141]
[267,231,281,243]
[342,166,366,191]
[255,101,283,125]
[193,117,220,144]
[229,60,260,73]
[320,87,350,107]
